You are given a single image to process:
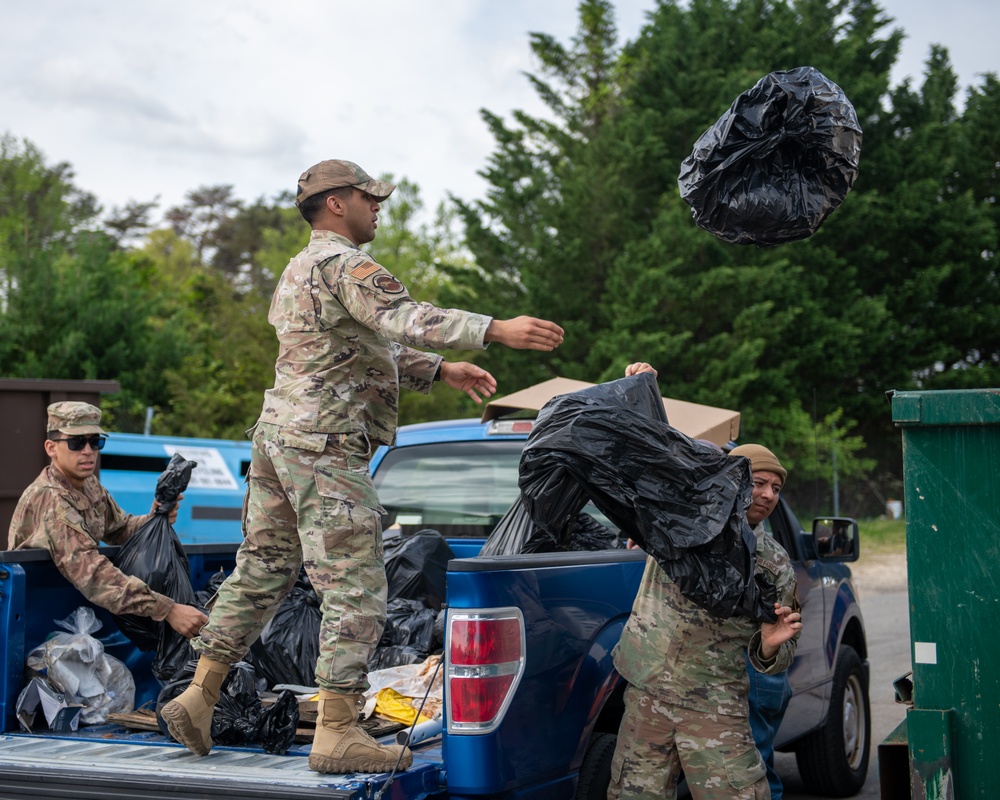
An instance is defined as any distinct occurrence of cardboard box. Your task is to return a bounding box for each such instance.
[480,377,740,447]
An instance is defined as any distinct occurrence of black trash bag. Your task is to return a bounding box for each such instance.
[110,454,203,682]
[248,568,321,690]
[678,66,862,246]
[156,660,295,753]
[195,568,228,607]
[368,645,426,672]
[384,528,455,610]
[569,511,621,551]
[479,496,557,556]
[154,452,198,513]
[379,598,438,653]
[257,689,299,755]
[480,501,621,556]
[432,607,447,652]
[518,373,775,622]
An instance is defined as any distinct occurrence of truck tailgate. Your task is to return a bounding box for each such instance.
[0,732,444,800]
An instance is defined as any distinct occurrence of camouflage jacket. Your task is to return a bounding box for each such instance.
[612,524,798,716]
[8,465,174,620]
[258,230,492,445]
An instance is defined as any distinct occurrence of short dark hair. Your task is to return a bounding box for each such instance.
[298,186,354,224]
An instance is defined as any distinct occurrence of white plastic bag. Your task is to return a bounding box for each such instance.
[25,607,135,725]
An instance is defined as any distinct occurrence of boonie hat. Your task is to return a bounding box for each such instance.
[47,402,106,436]
[729,443,787,482]
[295,160,396,206]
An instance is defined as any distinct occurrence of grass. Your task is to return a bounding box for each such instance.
[858,517,907,555]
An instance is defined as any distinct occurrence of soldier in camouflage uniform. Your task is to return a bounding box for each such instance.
[607,364,799,800]
[733,443,797,800]
[7,402,208,638]
[161,159,564,774]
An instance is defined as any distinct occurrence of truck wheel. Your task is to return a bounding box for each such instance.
[575,732,617,800]
[795,644,870,796]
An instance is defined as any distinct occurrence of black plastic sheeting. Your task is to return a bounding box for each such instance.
[678,66,862,246]
[515,373,776,622]
[248,569,320,690]
[110,453,204,682]
[156,660,298,754]
[384,528,454,610]
[479,502,620,556]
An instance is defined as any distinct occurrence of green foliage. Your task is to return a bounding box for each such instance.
[0,135,189,428]
[451,0,1000,516]
[858,517,906,554]
[2,0,997,509]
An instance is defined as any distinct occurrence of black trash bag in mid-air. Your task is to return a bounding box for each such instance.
[110,454,203,681]
[678,66,862,246]
[518,373,775,622]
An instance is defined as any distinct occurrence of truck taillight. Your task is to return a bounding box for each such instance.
[446,609,525,734]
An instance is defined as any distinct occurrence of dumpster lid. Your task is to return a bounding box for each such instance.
[890,388,1000,426]
[481,377,740,447]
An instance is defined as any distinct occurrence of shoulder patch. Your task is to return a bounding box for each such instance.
[372,274,405,294]
[350,262,381,280]
[758,557,780,576]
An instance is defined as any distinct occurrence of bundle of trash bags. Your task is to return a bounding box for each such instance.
[678,66,862,246]
[489,373,776,622]
[156,660,299,754]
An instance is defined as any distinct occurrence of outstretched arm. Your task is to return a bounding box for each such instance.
[484,316,564,351]
[439,362,498,404]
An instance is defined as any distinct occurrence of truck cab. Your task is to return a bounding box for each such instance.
[371,414,871,797]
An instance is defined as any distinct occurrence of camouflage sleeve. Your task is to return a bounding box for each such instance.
[749,533,800,673]
[335,258,492,351]
[395,343,443,394]
[748,630,796,674]
[43,505,174,621]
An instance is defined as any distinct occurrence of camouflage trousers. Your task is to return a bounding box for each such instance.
[608,684,769,800]
[194,422,386,693]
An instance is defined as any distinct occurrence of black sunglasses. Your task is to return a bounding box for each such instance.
[51,435,107,451]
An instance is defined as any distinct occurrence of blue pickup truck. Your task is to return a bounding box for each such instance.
[0,415,870,799]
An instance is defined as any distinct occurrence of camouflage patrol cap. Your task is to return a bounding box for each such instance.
[295,160,396,206]
[46,401,106,436]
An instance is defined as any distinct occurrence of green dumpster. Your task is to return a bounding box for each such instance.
[888,388,1000,799]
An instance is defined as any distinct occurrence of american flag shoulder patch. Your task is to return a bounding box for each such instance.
[350,262,381,279]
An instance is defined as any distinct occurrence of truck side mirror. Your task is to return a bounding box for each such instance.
[812,517,860,562]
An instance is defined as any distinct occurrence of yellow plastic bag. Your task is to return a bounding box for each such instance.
[374,688,433,726]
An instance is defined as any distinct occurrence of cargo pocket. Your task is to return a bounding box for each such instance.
[338,611,382,646]
[724,746,767,790]
[314,467,384,560]
[278,429,329,452]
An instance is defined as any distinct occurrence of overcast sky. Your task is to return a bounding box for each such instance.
[1,0,996,224]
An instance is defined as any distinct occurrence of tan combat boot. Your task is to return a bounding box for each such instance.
[159,655,230,756]
[308,690,413,774]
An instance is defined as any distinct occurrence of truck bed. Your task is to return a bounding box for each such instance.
[0,727,444,800]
